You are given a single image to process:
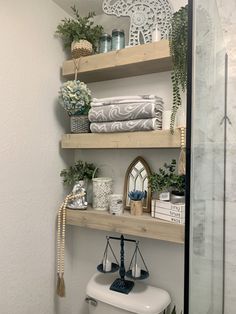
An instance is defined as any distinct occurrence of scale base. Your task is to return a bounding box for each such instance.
[110,278,134,294]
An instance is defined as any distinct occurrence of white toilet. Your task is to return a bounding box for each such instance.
[86,273,171,314]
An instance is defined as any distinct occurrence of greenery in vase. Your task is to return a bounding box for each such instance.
[60,160,98,186]
[148,160,185,194]
[55,5,103,52]
[59,80,92,116]
[169,5,188,133]
[128,190,146,201]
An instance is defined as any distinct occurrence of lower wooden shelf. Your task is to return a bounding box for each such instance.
[66,208,184,244]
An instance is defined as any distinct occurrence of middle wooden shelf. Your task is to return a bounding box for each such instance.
[61,129,182,149]
[66,207,184,244]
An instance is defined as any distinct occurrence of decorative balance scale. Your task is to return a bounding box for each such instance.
[97,235,149,294]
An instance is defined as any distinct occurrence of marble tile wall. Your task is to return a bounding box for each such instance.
[216,1,236,313]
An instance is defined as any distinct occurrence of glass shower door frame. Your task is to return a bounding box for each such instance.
[184,0,227,313]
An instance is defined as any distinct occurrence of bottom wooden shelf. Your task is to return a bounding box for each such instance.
[66,208,184,244]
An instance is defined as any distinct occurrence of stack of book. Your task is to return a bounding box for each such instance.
[151,200,185,224]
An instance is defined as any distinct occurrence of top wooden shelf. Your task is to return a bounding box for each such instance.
[62,40,172,83]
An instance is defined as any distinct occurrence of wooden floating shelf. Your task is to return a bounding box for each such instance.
[66,208,184,244]
[62,40,172,82]
[61,130,182,149]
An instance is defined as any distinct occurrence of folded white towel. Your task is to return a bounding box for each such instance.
[92,99,163,108]
[90,118,161,133]
[89,102,163,122]
[92,95,162,105]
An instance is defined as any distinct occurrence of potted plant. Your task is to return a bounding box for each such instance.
[59,80,92,133]
[60,160,98,210]
[56,5,103,58]
[170,172,185,204]
[128,190,146,216]
[60,160,97,186]
[169,5,188,132]
[148,160,185,203]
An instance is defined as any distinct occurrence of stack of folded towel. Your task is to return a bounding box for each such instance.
[88,95,163,133]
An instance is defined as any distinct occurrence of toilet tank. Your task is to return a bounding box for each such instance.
[86,273,171,314]
[87,298,133,314]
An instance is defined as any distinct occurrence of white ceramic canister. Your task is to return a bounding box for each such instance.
[92,177,113,211]
[109,194,123,215]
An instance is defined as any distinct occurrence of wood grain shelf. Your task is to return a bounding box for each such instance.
[61,130,182,149]
[62,40,172,82]
[66,208,184,244]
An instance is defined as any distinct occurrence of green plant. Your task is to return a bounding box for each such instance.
[55,5,103,52]
[170,306,183,314]
[169,5,188,133]
[148,160,185,194]
[58,80,91,116]
[171,307,177,314]
[128,190,146,201]
[60,160,98,185]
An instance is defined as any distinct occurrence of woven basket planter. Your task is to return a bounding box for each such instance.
[70,115,90,133]
[71,40,93,58]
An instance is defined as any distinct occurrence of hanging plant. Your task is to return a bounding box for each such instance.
[169,5,188,133]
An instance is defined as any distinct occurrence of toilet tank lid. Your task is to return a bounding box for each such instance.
[86,273,171,314]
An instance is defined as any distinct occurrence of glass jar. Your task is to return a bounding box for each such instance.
[112,29,125,51]
[99,33,112,53]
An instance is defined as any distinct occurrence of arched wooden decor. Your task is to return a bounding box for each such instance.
[124,156,152,213]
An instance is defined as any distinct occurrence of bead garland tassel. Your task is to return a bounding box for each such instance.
[178,127,186,175]
[56,192,85,297]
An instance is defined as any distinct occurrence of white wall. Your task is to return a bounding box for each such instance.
[0,1,72,313]
[217,1,236,313]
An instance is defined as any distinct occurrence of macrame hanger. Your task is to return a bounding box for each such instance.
[178,127,186,175]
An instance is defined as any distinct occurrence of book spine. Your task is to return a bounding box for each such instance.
[154,212,185,224]
[154,208,185,218]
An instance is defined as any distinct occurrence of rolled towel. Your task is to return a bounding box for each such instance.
[90,118,161,133]
[89,102,163,122]
[92,95,163,106]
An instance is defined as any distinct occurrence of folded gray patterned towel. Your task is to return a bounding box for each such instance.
[90,118,161,133]
[92,95,163,107]
[89,102,163,122]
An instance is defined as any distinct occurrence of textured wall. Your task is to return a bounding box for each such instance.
[0,1,72,313]
[217,1,236,313]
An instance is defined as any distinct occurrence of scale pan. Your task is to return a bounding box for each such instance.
[126,269,149,280]
[97,263,119,273]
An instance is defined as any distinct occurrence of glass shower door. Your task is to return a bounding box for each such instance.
[185,0,226,313]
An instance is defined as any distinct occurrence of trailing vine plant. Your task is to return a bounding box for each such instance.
[169,5,188,133]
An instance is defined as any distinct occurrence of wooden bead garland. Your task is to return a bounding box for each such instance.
[56,191,86,297]
[178,127,186,175]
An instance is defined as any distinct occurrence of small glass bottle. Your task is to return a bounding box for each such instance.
[111,29,125,51]
[99,33,112,53]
